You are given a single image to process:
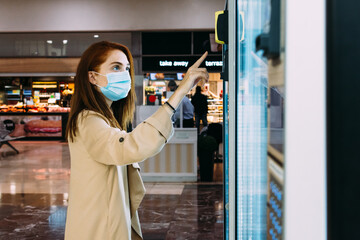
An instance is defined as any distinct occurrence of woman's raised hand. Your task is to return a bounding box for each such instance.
[177,52,209,95]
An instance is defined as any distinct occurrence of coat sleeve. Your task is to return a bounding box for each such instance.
[78,106,174,166]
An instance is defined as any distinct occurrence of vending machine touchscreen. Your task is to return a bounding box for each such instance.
[222,0,286,238]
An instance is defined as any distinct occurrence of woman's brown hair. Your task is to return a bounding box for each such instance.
[66,41,136,142]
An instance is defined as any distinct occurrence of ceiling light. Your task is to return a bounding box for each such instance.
[94,34,99,38]
[63,40,68,44]
[47,40,53,44]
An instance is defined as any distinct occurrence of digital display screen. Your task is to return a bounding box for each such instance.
[147,73,179,81]
[0,115,62,138]
[150,73,157,80]
[177,73,184,80]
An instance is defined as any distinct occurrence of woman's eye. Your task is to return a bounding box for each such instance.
[126,67,130,72]
[112,65,120,71]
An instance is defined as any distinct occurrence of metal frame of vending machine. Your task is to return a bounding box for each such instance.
[215,4,231,240]
[226,1,236,239]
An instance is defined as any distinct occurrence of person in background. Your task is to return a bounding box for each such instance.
[65,41,208,240]
[167,80,177,93]
[168,80,194,128]
[191,86,208,132]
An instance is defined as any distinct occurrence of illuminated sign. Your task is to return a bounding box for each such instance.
[159,61,172,66]
[173,61,189,67]
[159,61,189,67]
[205,61,223,67]
[142,56,222,72]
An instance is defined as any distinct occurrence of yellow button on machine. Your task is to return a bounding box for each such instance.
[215,10,228,44]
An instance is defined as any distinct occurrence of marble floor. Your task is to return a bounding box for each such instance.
[0,141,224,239]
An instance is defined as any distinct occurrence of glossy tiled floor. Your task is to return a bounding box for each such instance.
[0,141,223,239]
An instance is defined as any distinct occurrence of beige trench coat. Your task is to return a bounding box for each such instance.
[65,106,174,240]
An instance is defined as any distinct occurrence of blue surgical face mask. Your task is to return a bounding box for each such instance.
[92,71,131,101]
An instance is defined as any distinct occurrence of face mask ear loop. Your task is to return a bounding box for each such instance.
[90,71,105,88]
[91,80,102,88]
[91,71,106,77]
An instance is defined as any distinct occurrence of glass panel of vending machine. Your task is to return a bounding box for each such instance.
[236,0,269,237]
[224,0,285,239]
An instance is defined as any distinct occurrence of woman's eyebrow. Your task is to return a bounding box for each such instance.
[110,61,124,65]
[110,61,130,66]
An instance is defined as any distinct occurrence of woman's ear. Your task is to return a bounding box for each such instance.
[88,71,96,85]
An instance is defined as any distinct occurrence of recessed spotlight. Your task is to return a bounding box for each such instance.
[63,40,68,44]
[94,34,99,38]
[47,40,53,44]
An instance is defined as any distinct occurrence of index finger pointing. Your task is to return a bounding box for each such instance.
[191,51,208,69]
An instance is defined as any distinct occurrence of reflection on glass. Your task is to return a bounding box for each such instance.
[48,206,67,230]
[269,87,284,153]
[10,182,16,194]
[236,0,269,239]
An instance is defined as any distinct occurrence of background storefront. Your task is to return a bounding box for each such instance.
[0,30,223,182]
[0,31,223,138]
[139,31,223,126]
[0,76,72,139]
[136,31,224,182]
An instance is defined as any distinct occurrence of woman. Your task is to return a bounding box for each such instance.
[64,41,208,240]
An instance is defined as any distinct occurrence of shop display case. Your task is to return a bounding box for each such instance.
[5,86,21,104]
[59,82,74,107]
[143,73,181,106]
[142,73,224,124]
[0,92,4,105]
[1,77,74,106]
[32,81,60,104]
[207,98,223,123]
[0,104,70,113]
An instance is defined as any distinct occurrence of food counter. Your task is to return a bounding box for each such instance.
[139,128,198,182]
[207,98,223,123]
[136,105,198,182]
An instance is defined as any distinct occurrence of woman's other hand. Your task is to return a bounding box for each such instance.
[177,52,209,95]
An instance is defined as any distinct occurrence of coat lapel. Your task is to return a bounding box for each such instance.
[127,163,146,239]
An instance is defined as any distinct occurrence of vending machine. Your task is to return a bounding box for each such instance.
[218,0,286,239]
[220,0,327,239]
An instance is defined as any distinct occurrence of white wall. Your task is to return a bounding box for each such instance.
[284,0,326,239]
[0,0,224,32]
